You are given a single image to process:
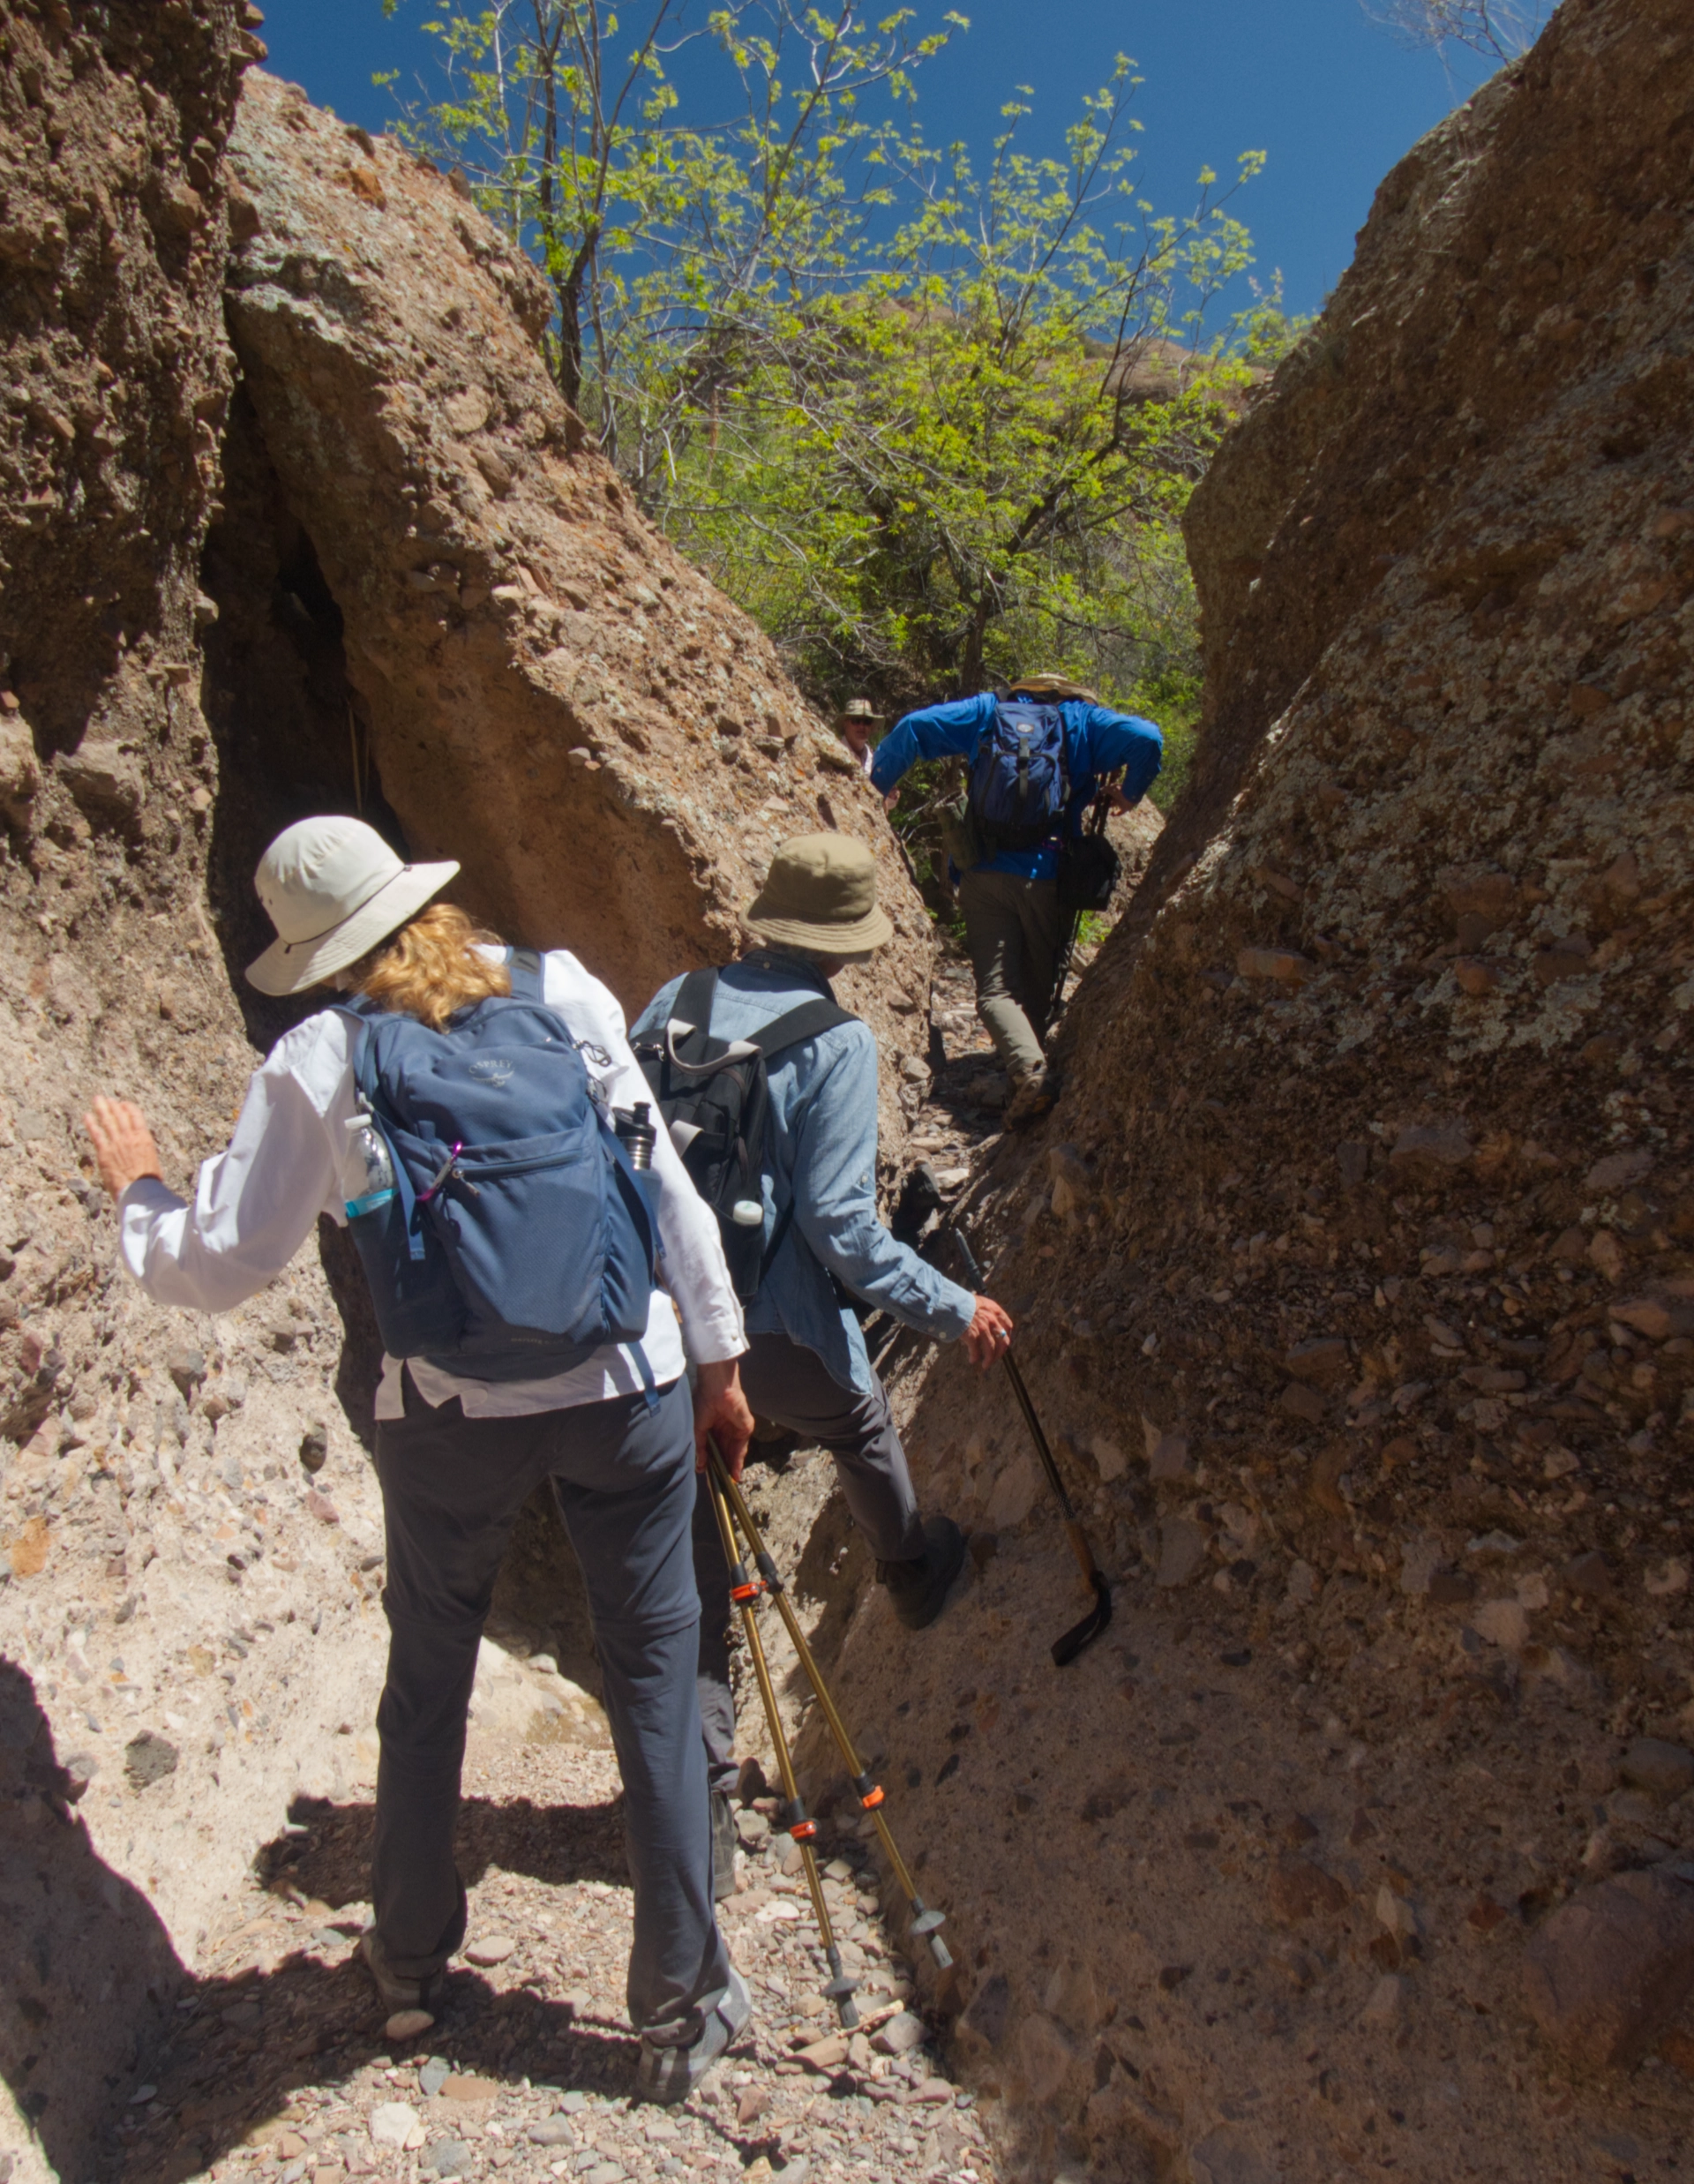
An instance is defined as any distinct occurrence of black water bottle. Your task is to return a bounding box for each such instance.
[615,1101,656,1169]
[615,1102,661,1227]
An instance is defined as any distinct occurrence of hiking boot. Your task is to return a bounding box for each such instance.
[636,1967,752,2105]
[711,1790,738,1903]
[878,1515,968,1631]
[359,1927,439,2015]
[1004,1069,1056,1130]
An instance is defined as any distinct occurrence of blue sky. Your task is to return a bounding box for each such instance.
[259,0,1496,320]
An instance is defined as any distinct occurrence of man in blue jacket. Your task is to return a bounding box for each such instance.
[633,835,1014,1894]
[871,674,1163,1126]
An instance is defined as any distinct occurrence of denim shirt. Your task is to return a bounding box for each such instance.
[632,952,977,1394]
[870,693,1164,882]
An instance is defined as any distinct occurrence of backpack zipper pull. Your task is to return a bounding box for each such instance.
[418,1140,465,1202]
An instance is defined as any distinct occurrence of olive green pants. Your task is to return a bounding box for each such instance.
[959,867,1065,1083]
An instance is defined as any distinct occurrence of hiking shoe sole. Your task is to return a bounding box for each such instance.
[359,1928,438,2015]
[637,1967,752,2105]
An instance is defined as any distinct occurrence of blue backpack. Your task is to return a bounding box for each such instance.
[338,951,657,1389]
[968,699,1072,852]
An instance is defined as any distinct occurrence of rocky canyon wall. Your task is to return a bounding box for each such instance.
[832,2,1694,2178]
[0,23,929,2184]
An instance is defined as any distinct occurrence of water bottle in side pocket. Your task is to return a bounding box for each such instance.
[341,1114,397,1220]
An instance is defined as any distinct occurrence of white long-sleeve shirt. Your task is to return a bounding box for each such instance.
[118,949,746,1420]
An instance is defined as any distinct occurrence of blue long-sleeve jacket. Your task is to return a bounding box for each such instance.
[870,693,1164,882]
[632,954,976,1395]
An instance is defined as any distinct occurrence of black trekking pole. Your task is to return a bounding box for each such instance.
[706,1443,953,1972]
[954,1230,1113,1666]
[704,1460,860,2030]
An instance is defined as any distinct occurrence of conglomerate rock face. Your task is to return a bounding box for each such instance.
[0,39,930,2184]
[220,72,933,1083]
[829,1,1694,2175]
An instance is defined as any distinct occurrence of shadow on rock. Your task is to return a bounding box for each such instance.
[0,1674,653,2184]
[252,1791,632,1910]
[0,1657,184,2184]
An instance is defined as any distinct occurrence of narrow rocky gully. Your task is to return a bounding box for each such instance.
[7,5,1694,2184]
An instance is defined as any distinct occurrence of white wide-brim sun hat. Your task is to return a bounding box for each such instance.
[246,815,460,997]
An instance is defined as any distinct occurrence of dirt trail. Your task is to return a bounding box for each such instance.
[111,1628,999,2184]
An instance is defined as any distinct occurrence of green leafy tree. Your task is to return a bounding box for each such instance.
[387,4,1298,826]
[659,59,1284,790]
[382,1,963,483]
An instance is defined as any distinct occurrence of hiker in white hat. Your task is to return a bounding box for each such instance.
[84,814,760,2102]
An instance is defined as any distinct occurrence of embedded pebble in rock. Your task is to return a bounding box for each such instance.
[1523,1870,1694,2068]
[1619,1739,1694,1802]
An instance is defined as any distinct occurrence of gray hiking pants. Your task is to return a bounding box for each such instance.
[958,867,1065,1083]
[692,1332,922,1796]
[371,1370,730,2037]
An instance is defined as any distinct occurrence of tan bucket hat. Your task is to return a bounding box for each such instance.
[745,833,894,955]
[246,815,459,995]
[1008,672,1101,706]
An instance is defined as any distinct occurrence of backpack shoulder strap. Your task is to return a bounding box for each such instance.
[746,996,857,1060]
[506,946,543,1001]
[671,965,719,1039]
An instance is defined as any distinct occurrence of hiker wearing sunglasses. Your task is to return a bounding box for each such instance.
[630,834,1015,1897]
[83,816,757,2105]
[871,674,1163,1128]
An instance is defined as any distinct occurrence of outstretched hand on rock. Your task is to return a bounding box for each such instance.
[84,1096,163,1199]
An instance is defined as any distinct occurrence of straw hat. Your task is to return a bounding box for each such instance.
[246,815,459,995]
[745,834,894,955]
[1008,672,1101,706]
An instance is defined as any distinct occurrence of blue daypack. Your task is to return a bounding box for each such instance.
[969,699,1071,852]
[338,951,658,1387]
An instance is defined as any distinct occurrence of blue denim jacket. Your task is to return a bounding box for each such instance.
[632,952,976,1394]
[870,692,1163,882]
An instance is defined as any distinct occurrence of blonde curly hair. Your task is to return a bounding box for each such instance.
[338,902,511,1029]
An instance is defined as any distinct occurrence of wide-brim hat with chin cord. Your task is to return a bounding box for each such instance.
[246,815,460,996]
[744,832,895,955]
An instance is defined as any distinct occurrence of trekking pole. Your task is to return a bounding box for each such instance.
[704,1462,860,2030]
[707,1443,953,1972]
[953,1230,1113,1666]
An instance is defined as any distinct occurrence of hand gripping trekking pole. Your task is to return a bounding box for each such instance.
[707,1442,952,1972]
[954,1229,1113,1666]
[704,1461,859,2030]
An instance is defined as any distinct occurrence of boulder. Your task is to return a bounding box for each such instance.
[1523,1870,1694,2069]
[222,74,930,1157]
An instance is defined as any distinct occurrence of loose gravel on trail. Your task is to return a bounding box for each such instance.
[116,1736,1000,2184]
